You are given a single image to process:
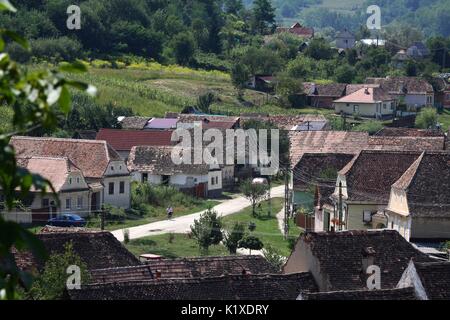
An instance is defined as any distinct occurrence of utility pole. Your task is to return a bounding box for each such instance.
[283,166,290,239]
[338,181,343,232]
[268,175,272,217]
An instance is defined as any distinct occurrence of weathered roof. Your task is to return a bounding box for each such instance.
[414,261,450,300]
[367,136,445,151]
[96,129,175,151]
[374,127,445,137]
[10,136,121,179]
[144,118,178,130]
[365,77,434,94]
[289,131,369,168]
[309,83,347,97]
[303,287,417,300]
[392,152,450,217]
[286,230,434,291]
[18,157,82,192]
[334,87,393,103]
[242,114,328,131]
[276,23,314,38]
[68,272,317,300]
[91,255,278,283]
[127,145,209,175]
[14,227,140,272]
[119,116,151,130]
[339,150,421,203]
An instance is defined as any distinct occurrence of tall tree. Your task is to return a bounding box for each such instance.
[251,0,276,35]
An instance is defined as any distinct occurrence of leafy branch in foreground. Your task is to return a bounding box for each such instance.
[0,0,95,300]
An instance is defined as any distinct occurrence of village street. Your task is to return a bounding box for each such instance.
[112,185,285,242]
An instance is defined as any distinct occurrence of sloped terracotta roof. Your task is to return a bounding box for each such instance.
[14,227,140,272]
[367,136,445,151]
[392,152,450,217]
[96,129,175,151]
[127,145,209,175]
[365,77,434,94]
[303,287,417,300]
[120,116,151,130]
[289,131,369,168]
[346,84,380,95]
[10,136,120,179]
[68,272,317,300]
[91,255,278,284]
[276,23,314,38]
[334,87,393,103]
[18,157,82,192]
[414,261,450,300]
[339,150,421,203]
[285,230,434,291]
[374,127,445,137]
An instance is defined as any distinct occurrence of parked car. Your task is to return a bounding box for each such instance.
[47,214,86,227]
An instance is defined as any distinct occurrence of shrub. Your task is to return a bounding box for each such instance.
[415,107,438,129]
[352,120,384,135]
[123,229,130,244]
[190,208,223,253]
[224,222,245,254]
[262,244,286,270]
[238,235,264,254]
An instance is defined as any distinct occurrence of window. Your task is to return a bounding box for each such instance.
[119,165,122,170]
[42,198,49,208]
[391,221,394,229]
[363,210,373,223]
[111,166,114,171]
[108,182,114,195]
[383,103,387,109]
[119,181,125,194]
[76,177,80,184]
[69,178,72,184]
[353,105,359,113]
[215,176,219,184]
[142,173,148,182]
[77,197,83,209]
[211,177,215,185]
[65,198,71,209]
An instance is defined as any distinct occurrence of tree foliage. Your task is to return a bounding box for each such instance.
[240,180,269,217]
[223,222,245,254]
[190,208,223,253]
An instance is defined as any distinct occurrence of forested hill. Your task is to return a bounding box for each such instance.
[272,0,450,37]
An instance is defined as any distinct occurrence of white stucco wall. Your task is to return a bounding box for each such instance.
[208,170,222,191]
[334,101,394,117]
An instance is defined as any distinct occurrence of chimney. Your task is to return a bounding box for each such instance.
[362,247,376,273]
[155,270,161,279]
[364,87,370,94]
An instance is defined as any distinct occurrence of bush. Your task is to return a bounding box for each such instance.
[352,121,384,135]
[415,107,438,129]
[123,229,130,244]
[238,235,264,254]
[30,37,83,62]
[224,222,245,254]
[190,208,223,253]
[262,244,286,270]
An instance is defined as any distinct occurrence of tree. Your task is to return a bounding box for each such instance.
[415,107,438,129]
[0,2,93,299]
[240,180,269,217]
[223,222,245,254]
[224,0,243,15]
[335,64,356,83]
[238,235,264,254]
[275,71,303,108]
[190,208,223,253]
[196,92,216,114]
[251,0,276,35]
[262,244,285,270]
[231,63,249,99]
[305,38,334,60]
[26,242,90,300]
[171,31,196,66]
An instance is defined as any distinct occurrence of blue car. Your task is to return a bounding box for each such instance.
[47,214,86,227]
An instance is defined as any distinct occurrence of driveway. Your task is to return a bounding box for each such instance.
[112,185,284,242]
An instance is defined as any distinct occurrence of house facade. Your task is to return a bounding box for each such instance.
[335,29,356,49]
[10,136,131,214]
[386,152,450,241]
[333,87,395,118]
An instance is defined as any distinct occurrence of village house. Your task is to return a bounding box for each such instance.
[300,82,347,109]
[283,230,435,292]
[127,145,223,198]
[397,260,450,300]
[3,157,91,224]
[10,136,131,212]
[406,42,430,59]
[96,128,175,160]
[276,22,314,39]
[333,87,395,118]
[386,152,450,241]
[246,75,276,92]
[330,150,421,231]
[365,76,435,110]
[335,29,356,49]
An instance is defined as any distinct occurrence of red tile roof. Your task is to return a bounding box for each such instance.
[10,136,120,179]
[96,129,175,151]
[334,87,393,103]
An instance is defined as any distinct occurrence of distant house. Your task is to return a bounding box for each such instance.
[359,38,386,46]
[128,145,223,198]
[276,22,314,39]
[119,116,152,130]
[397,260,450,300]
[283,230,434,291]
[333,87,395,118]
[246,75,276,92]
[96,128,175,160]
[257,114,330,131]
[386,152,450,241]
[365,76,435,110]
[302,83,348,109]
[406,42,430,59]
[330,150,422,232]
[10,136,131,212]
[335,29,356,49]
[392,50,411,68]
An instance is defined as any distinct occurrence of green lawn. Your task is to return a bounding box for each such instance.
[125,233,229,258]
[222,198,301,257]
[86,200,220,231]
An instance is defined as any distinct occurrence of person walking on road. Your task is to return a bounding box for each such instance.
[167,206,173,219]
